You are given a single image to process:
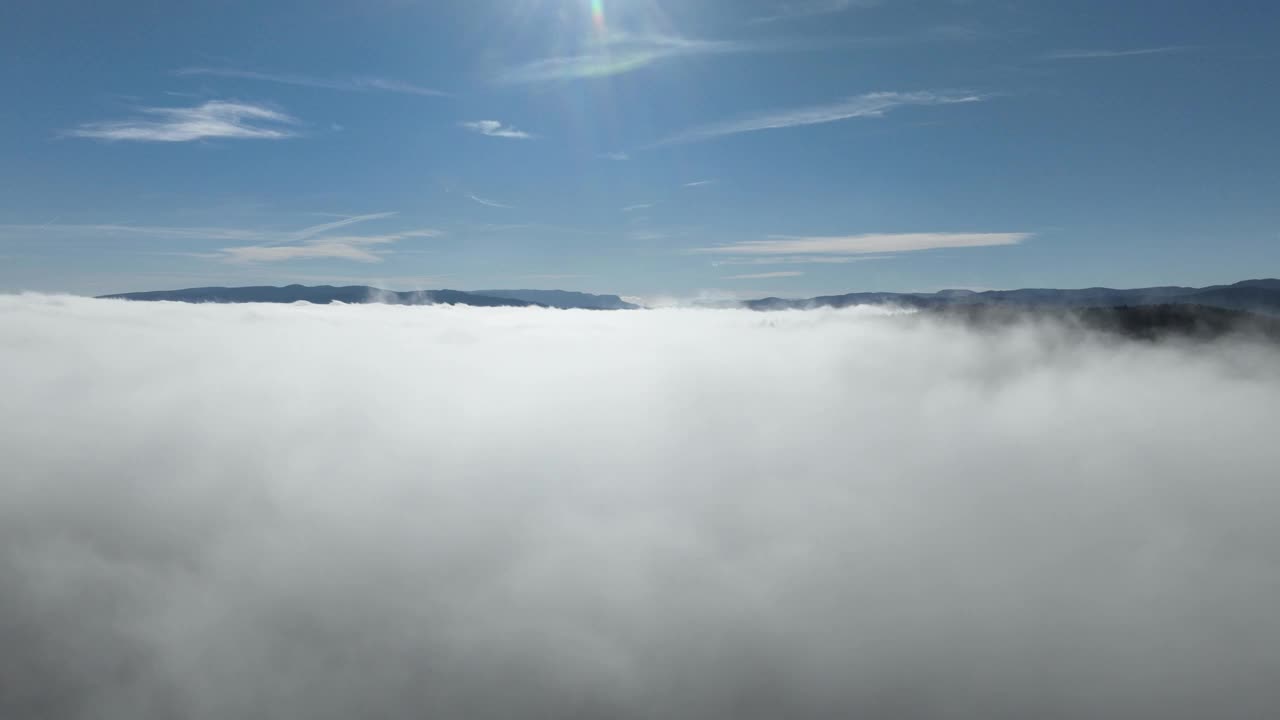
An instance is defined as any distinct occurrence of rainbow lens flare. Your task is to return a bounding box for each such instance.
[590,0,606,32]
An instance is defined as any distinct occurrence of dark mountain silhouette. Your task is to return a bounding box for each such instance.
[921,304,1280,342]
[99,285,537,307]
[473,289,639,310]
[743,279,1280,314]
[99,279,1280,318]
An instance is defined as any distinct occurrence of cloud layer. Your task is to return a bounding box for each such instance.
[69,101,299,143]
[2,296,1279,719]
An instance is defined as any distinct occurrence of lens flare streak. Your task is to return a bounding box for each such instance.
[591,0,606,33]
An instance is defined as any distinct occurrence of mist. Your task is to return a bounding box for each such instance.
[2,294,1279,719]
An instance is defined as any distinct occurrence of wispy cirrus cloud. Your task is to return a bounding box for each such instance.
[214,213,440,263]
[5,213,398,245]
[497,33,743,84]
[468,194,514,209]
[724,270,805,280]
[173,68,446,96]
[750,0,880,24]
[460,120,533,139]
[519,273,594,281]
[683,180,717,188]
[6,212,439,264]
[629,230,669,242]
[221,229,441,264]
[68,100,298,142]
[495,26,973,86]
[711,255,892,266]
[287,212,400,242]
[599,151,630,161]
[621,203,653,213]
[695,232,1030,256]
[2,223,267,242]
[1042,46,1193,60]
[651,91,985,147]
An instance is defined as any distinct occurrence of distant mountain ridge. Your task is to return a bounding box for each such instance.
[742,279,1280,315]
[473,289,639,310]
[99,285,537,307]
[920,303,1280,342]
[98,285,636,309]
[98,280,1280,315]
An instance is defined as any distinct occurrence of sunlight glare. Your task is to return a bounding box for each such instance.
[590,0,607,33]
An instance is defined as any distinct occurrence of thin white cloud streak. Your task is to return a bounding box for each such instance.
[468,194,514,209]
[621,203,653,212]
[629,230,669,241]
[519,274,593,281]
[68,101,299,142]
[1042,46,1193,60]
[651,91,985,146]
[683,180,716,187]
[5,213,437,264]
[695,232,1030,256]
[219,240,389,263]
[2,223,272,242]
[460,120,533,139]
[599,151,630,161]
[3,298,1280,718]
[4,213,399,247]
[750,0,880,24]
[494,26,970,86]
[497,33,744,84]
[711,255,892,266]
[174,67,446,96]
[220,230,441,264]
[724,270,805,280]
[288,212,399,243]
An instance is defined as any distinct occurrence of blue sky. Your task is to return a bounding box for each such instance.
[2,0,1277,299]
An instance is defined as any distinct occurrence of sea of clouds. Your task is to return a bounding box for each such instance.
[2,293,1279,719]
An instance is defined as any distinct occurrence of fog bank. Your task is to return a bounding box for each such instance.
[2,294,1279,719]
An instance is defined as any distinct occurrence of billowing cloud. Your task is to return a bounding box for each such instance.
[2,296,1279,719]
[68,101,299,142]
[651,91,984,146]
[460,120,533,139]
[696,232,1029,256]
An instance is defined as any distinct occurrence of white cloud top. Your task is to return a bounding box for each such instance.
[2,297,1279,718]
